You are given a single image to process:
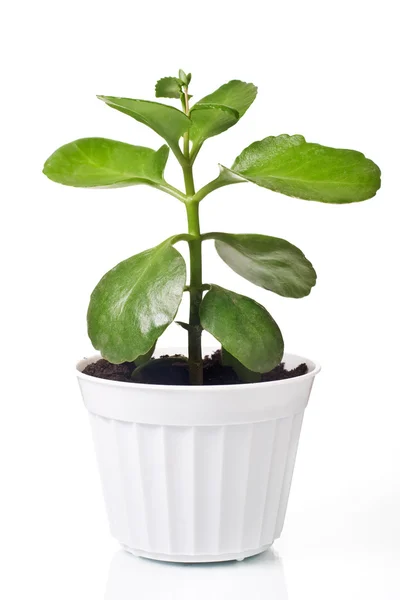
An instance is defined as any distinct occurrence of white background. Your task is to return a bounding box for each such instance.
[1,0,399,598]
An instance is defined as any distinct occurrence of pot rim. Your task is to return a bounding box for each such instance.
[76,348,321,393]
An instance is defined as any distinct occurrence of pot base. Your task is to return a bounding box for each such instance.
[122,543,272,563]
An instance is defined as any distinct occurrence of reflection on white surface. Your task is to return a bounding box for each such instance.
[105,549,288,600]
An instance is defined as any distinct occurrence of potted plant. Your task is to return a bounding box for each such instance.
[43,70,381,563]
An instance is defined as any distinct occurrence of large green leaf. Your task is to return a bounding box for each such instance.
[205,233,316,298]
[225,134,381,203]
[43,138,168,188]
[188,80,257,152]
[200,285,283,372]
[196,80,257,118]
[97,96,191,155]
[88,239,186,363]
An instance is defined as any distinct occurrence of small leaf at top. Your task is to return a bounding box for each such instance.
[196,80,257,118]
[43,138,169,188]
[189,104,239,148]
[88,238,186,363]
[200,285,283,372]
[179,69,189,86]
[188,80,257,152]
[229,134,381,203]
[155,77,182,99]
[97,96,191,155]
[207,233,316,298]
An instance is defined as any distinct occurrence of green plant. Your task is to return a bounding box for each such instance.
[43,71,381,385]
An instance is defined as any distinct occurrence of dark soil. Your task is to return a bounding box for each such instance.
[83,350,308,386]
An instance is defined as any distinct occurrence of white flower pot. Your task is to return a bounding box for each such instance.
[77,349,320,563]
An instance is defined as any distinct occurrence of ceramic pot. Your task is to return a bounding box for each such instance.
[77,349,320,562]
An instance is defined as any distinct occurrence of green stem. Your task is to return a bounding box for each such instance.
[185,200,203,385]
[179,83,203,384]
[183,161,195,196]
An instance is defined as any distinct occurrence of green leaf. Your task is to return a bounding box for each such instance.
[200,285,283,372]
[229,134,381,203]
[189,104,239,148]
[206,233,316,298]
[155,77,182,99]
[87,239,186,363]
[178,69,189,86]
[196,80,257,118]
[188,80,257,152]
[43,138,168,188]
[97,96,191,156]
[221,347,261,383]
